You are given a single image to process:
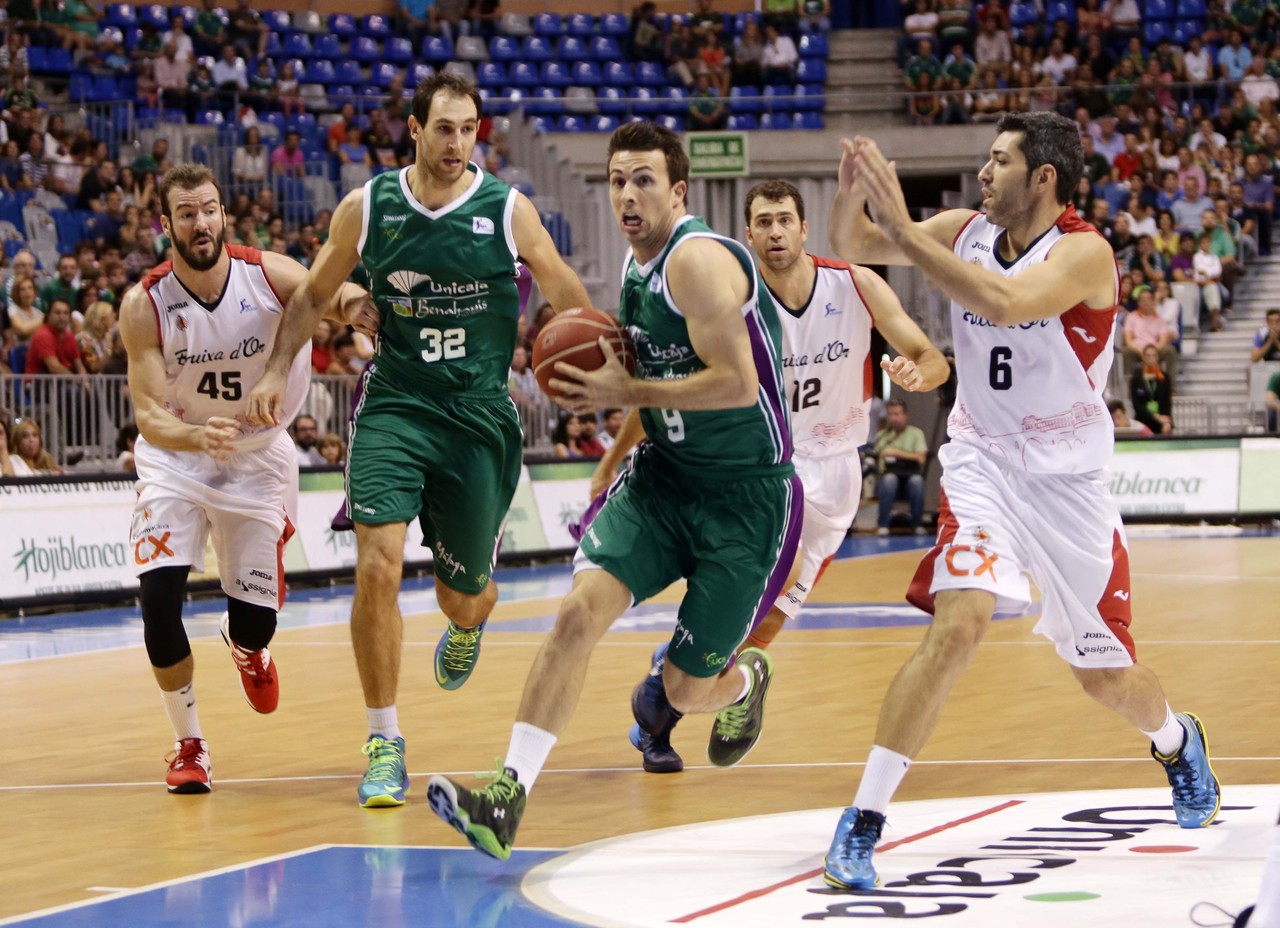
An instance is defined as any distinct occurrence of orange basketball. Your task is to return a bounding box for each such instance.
[532,307,635,398]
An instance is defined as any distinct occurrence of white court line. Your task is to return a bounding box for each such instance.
[3,755,1277,794]
[278,639,1280,647]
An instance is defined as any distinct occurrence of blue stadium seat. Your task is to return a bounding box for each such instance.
[660,86,688,115]
[633,86,660,114]
[335,59,361,85]
[1176,0,1206,15]
[476,61,507,88]
[263,31,281,55]
[729,85,761,113]
[540,211,571,254]
[727,113,757,130]
[733,12,760,34]
[533,13,564,36]
[328,84,357,107]
[138,4,167,29]
[567,13,595,36]
[591,36,622,60]
[1143,19,1170,44]
[559,36,589,60]
[350,36,379,63]
[174,5,196,29]
[385,37,413,64]
[656,114,684,133]
[328,13,357,37]
[1008,1,1039,27]
[557,114,588,131]
[600,13,629,36]
[106,4,137,27]
[409,62,434,85]
[1144,0,1174,19]
[362,14,391,38]
[69,73,91,101]
[492,87,525,114]
[591,114,619,131]
[528,86,565,116]
[1171,18,1202,44]
[762,83,788,112]
[508,61,539,87]
[314,34,341,58]
[523,36,554,61]
[196,109,224,125]
[304,59,335,84]
[370,62,397,87]
[1045,1,1075,23]
[634,60,665,87]
[90,75,119,102]
[529,116,552,134]
[571,61,602,86]
[293,112,318,136]
[27,47,48,73]
[796,59,827,83]
[540,60,572,87]
[123,26,142,50]
[263,10,291,33]
[46,47,73,72]
[283,32,313,58]
[603,61,633,86]
[793,111,824,130]
[422,35,453,64]
[798,33,828,57]
[490,35,520,61]
[794,83,824,111]
[596,86,626,115]
[758,112,783,130]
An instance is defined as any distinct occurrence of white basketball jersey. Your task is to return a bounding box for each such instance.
[140,244,310,450]
[774,255,875,459]
[948,207,1118,474]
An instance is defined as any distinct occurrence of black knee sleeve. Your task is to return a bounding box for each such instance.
[227,596,277,652]
[140,565,192,668]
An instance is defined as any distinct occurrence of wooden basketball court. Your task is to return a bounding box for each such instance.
[0,531,1276,923]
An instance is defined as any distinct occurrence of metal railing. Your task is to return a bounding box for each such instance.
[1,373,558,471]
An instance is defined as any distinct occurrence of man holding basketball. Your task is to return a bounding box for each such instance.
[617,178,951,773]
[427,121,801,861]
[246,73,590,808]
[822,113,1219,890]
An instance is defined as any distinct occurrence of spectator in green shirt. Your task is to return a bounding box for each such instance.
[192,0,227,58]
[687,72,728,131]
[874,400,929,536]
[906,38,943,90]
[40,255,80,314]
[132,138,170,175]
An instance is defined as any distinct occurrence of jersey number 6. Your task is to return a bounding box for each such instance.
[988,346,1013,391]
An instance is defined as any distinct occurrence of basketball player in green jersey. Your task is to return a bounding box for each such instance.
[426,121,802,861]
[246,73,591,807]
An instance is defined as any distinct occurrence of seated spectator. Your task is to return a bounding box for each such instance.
[578,416,607,457]
[1104,0,1141,43]
[228,0,269,58]
[699,32,731,97]
[7,277,42,346]
[733,19,765,87]
[943,42,978,90]
[1240,155,1274,256]
[232,126,267,193]
[1112,133,1143,181]
[0,417,13,476]
[800,0,832,33]
[903,0,938,41]
[761,0,798,33]
[326,332,362,377]
[598,407,625,450]
[873,399,927,535]
[687,72,729,131]
[192,0,226,57]
[77,301,116,374]
[276,61,304,118]
[1130,344,1174,434]
[1217,28,1252,83]
[430,0,470,41]
[291,414,325,466]
[397,0,432,47]
[362,109,399,173]
[0,139,26,192]
[1171,175,1212,233]
[8,418,62,476]
[910,72,943,125]
[665,22,704,89]
[153,43,190,113]
[761,23,798,85]
[690,0,724,42]
[269,130,306,180]
[906,36,943,91]
[311,319,334,374]
[1153,208,1180,262]
[115,422,139,472]
[212,43,247,93]
[1109,398,1154,437]
[1192,230,1225,331]
[971,70,1008,121]
[1037,37,1077,86]
[1252,309,1280,363]
[317,432,346,467]
[629,2,666,63]
[553,413,588,458]
[1123,286,1178,382]
[1153,279,1182,342]
[1241,56,1279,110]
[974,14,1011,76]
[328,103,358,156]
[508,344,538,400]
[1080,134,1111,185]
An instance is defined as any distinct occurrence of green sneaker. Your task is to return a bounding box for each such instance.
[707,648,773,767]
[434,619,487,691]
[357,735,408,808]
[427,762,527,861]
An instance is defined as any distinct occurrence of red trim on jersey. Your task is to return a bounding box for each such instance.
[813,254,877,401]
[276,513,296,610]
[140,260,174,348]
[1097,528,1137,662]
[906,489,959,615]
[1048,206,1120,387]
[812,553,836,590]
[229,243,287,309]
[951,212,982,250]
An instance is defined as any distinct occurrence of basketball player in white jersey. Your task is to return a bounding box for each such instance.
[119,164,375,793]
[821,112,1220,889]
[620,179,950,773]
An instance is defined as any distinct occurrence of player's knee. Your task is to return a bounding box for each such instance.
[437,582,493,627]
[355,541,402,590]
[550,592,608,654]
[1074,666,1126,706]
[140,565,192,668]
[926,603,990,658]
[227,596,276,652]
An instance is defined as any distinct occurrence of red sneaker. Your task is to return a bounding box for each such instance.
[220,613,280,714]
[165,738,211,794]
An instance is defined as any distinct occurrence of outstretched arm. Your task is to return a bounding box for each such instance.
[854,266,951,393]
[510,192,592,312]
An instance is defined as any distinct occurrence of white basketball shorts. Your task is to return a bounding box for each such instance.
[773,452,862,620]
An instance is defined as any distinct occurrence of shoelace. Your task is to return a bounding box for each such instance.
[835,814,881,860]
[442,626,483,671]
[1189,900,1243,927]
[167,740,206,770]
[477,760,519,803]
[230,644,274,685]
[361,738,404,781]
[715,698,750,739]
[1166,752,1203,797]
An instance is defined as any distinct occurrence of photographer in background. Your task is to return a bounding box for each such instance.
[873,399,929,536]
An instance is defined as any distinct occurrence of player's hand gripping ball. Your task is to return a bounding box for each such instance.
[532,307,636,398]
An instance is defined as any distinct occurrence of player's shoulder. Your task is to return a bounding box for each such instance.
[923,207,982,245]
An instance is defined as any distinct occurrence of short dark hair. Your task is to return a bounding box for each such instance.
[607,121,689,203]
[1267,309,1280,319]
[885,399,908,412]
[995,111,1083,205]
[411,71,483,126]
[743,179,805,226]
[158,163,222,219]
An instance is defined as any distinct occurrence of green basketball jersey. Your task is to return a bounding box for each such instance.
[358,165,521,396]
[621,215,792,476]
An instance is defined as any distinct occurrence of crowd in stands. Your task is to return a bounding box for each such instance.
[901,0,1280,435]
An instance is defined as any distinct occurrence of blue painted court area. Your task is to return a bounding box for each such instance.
[7,846,576,928]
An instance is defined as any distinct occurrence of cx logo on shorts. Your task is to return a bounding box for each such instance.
[944,544,999,579]
[134,532,174,565]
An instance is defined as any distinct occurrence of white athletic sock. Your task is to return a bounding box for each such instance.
[733,664,752,703]
[1143,705,1184,758]
[853,745,912,815]
[161,683,202,741]
[367,705,402,741]
[504,722,558,793]
[1252,812,1280,927]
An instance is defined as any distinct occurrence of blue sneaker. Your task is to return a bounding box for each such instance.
[631,641,682,736]
[1153,711,1221,828]
[824,807,885,889]
[626,643,684,773]
[434,619,487,691]
[358,736,408,808]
